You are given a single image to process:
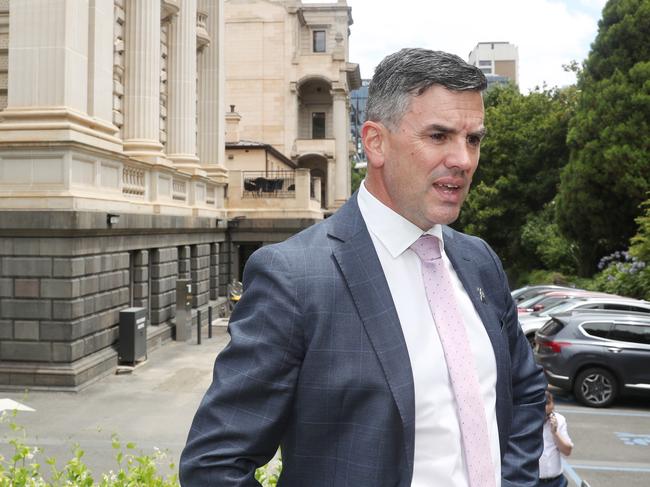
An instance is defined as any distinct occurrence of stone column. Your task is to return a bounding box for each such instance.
[0,0,120,151]
[167,0,203,175]
[122,0,166,162]
[88,0,115,126]
[198,0,228,185]
[332,89,350,207]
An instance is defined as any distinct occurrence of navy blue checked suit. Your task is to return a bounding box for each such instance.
[180,193,547,486]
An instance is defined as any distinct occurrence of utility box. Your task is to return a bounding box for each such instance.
[175,279,192,341]
[119,307,147,363]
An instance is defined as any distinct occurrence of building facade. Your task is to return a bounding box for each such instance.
[468,41,519,88]
[0,0,354,389]
[224,0,360,213]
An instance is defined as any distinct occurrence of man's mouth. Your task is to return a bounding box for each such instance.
[433,183,461,191]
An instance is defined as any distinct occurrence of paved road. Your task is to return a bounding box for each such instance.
[2,326,649,485]
[0,323,230,480]
[553,389,650,487]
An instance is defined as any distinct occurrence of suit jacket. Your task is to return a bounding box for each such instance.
[180,193,547,486]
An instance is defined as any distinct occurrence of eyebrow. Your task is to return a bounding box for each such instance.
[426,123,487,139]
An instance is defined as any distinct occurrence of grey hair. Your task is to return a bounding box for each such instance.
[366,48,487,130]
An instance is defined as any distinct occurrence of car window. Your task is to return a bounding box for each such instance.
[538,318,565,336]
[609,324,650,345]
[573,304,600,312]
[518,294,547,308]
[628,306,650,314]
[604,304,632,312]
[539,300,574,316]
[581,322,611,339]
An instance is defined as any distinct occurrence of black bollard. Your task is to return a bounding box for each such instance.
[197,309,202,345]
[208,306,213,339]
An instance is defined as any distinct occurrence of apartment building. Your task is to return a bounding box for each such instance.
[468,41,519,88]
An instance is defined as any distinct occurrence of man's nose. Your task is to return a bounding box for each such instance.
[445,138,475,170]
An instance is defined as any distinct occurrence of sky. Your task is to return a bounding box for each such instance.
[303,0,608,92]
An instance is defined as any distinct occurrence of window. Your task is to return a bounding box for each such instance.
[480,67,492,74]
[479,60,491,67]
[538,318,565,336]
[582,322,611,339]
[312,112,326,139]
[610,324,650,345]
[313,30,326,53]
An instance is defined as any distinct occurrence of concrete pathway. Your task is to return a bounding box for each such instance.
[0,324,230,479]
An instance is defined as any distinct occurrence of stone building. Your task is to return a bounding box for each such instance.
[0,0,357,389]
[225,0,360,213]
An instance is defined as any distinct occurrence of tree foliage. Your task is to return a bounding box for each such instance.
[457,83,576,279]
[556,0,650,275]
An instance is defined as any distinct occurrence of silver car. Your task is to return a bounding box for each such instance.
[520,295,650,346]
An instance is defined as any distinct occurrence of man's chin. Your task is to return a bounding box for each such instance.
[428,208,461,226]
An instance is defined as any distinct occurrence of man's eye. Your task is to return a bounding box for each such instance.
[431,133,447,142]
[467,135,482,147]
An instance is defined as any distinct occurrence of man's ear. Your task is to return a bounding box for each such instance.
[361,121,388,168]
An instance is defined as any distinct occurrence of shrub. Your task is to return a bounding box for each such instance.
[0,410,179,487]
[1,410,282,487]
[592,250,650,300]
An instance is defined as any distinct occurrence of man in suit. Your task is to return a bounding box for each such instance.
[180,48,546,486]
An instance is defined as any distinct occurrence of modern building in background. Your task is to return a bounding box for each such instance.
[468,41,519,88]
[350,79,369,167]
[0,0,358,389]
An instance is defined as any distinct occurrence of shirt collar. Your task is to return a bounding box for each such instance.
[358,180,444,258]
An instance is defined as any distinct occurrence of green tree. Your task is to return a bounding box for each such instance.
[351,164,366,194]
[556,0,650,275]
[457,83,576,279]
[630,199,650,261]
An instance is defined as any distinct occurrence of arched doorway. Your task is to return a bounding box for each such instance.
[298,154,329,208]
[297,77,333,140]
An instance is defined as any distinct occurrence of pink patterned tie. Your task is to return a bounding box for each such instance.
[411,235,496,487]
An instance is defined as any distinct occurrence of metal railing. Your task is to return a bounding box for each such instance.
[242,171,296,198]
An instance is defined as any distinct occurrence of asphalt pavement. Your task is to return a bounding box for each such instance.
[0,321,230,480]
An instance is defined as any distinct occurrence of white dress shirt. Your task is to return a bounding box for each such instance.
[357,182,500,487]
[539,412,573,479]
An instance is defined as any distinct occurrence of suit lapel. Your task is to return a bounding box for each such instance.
[328,195,416,473]
[442,227,510,452]
[442,228,501,337]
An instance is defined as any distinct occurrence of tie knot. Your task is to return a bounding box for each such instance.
[410,234,442,262]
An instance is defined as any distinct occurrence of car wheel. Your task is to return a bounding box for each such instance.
[574,367,618,408]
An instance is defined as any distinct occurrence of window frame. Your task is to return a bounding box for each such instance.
[312,111,326,139]
[313,30,326,53]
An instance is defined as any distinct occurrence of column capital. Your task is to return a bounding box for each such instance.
[330,88,348,101]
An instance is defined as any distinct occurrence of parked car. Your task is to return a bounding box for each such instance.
[511,284,574,304]
[517,289,607,315]
[534,310,650,407]
[520,295,650,345]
